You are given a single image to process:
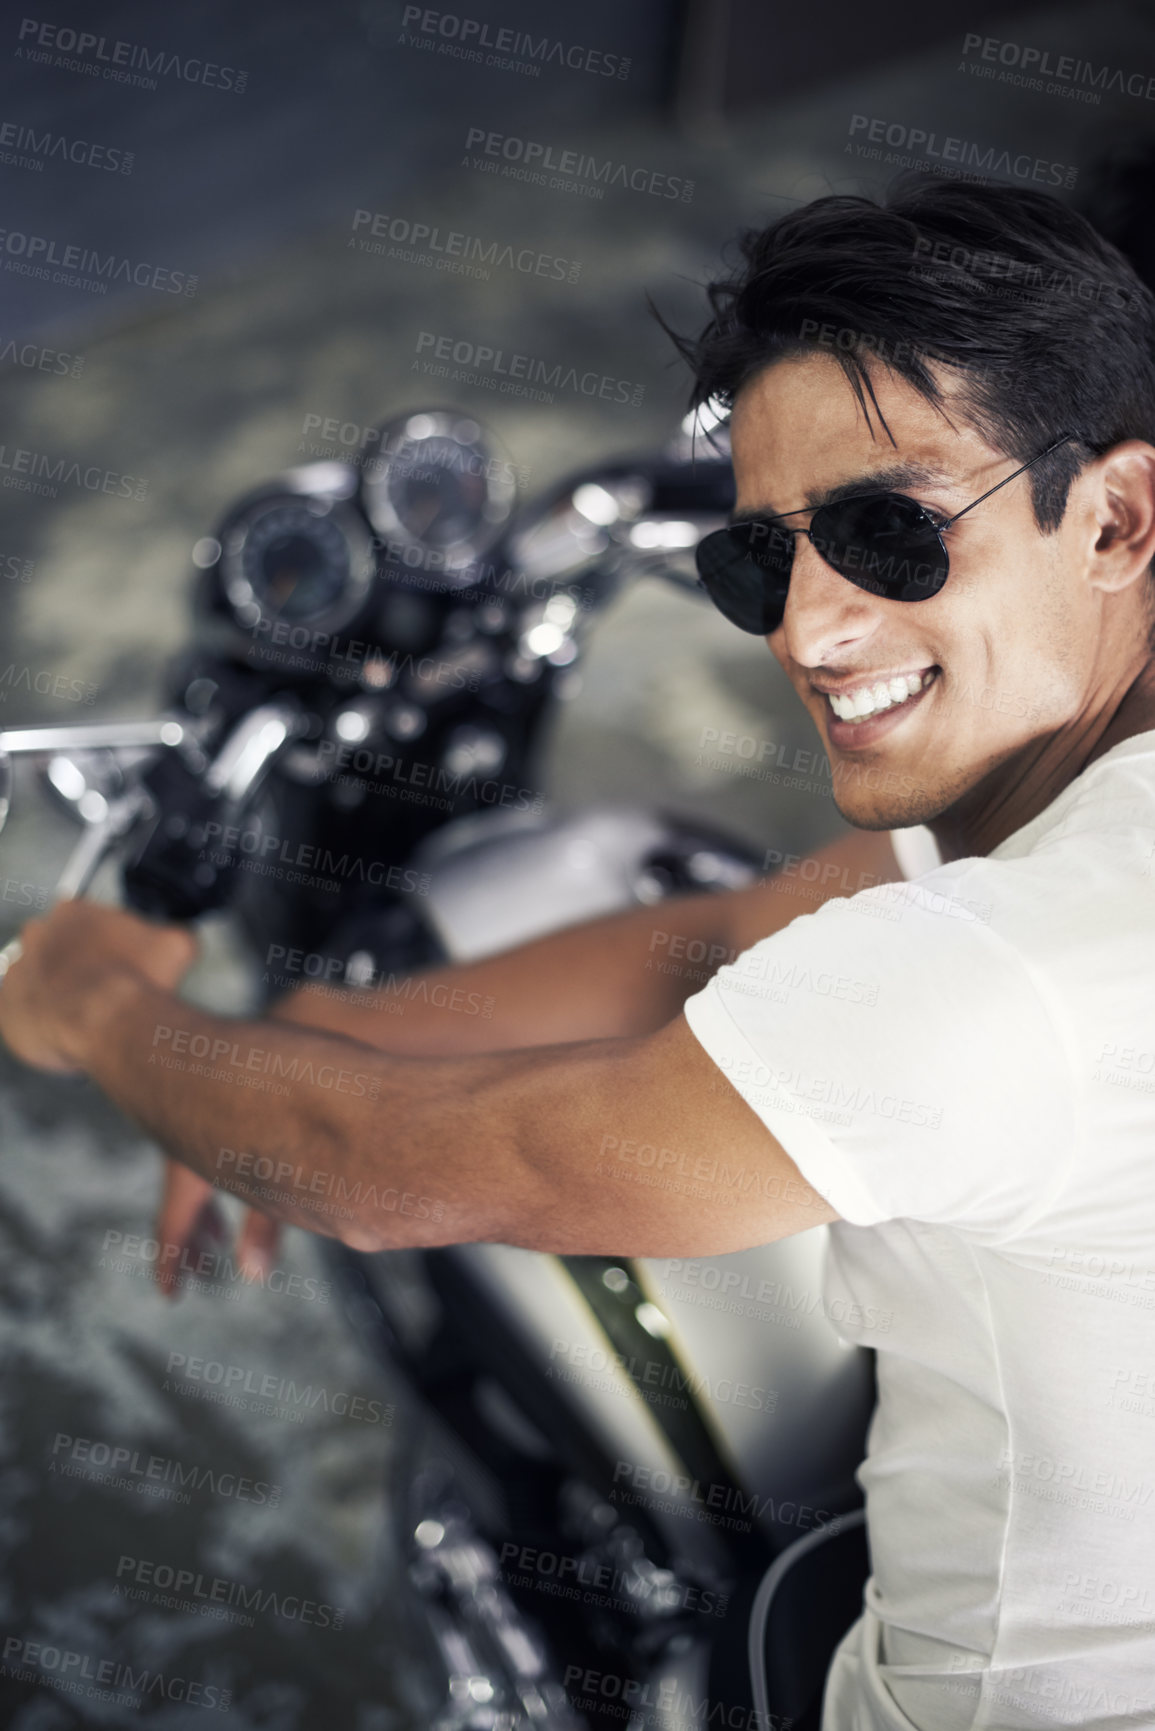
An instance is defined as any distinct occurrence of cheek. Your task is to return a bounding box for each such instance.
[930,542,1028,674]
[993,547,1085,700]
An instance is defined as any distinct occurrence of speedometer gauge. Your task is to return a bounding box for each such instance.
[218,491,375,634]
[361,410,517,583]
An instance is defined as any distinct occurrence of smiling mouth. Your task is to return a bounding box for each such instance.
[821,667,938,724]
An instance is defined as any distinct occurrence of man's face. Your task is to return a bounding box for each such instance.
[729,353,1095,832]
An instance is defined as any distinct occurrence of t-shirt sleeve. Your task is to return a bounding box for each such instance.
[681,875,1077,1239]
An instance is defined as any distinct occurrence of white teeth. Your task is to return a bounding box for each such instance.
[827,669,933,724]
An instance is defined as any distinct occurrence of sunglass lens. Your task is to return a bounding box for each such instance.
[695,520,793,634]
[812,495,948,600]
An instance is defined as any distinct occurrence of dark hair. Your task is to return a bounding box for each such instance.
[660,177,1155,539]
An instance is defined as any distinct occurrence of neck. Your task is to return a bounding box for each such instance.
[928,658,1155,863]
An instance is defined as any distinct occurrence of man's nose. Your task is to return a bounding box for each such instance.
[774,536,881,664]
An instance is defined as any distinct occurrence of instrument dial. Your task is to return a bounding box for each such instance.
[219,492,374,633]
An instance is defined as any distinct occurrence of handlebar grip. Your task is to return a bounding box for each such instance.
[120,752,238,923]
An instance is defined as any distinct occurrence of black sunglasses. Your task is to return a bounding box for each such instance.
[695,434,1075,635]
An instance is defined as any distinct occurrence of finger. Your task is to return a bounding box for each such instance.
[237,1209,281,1283]
[161,1193,228,1301]
[153,1161,225,1301]
[0,938,85,1073]
[117,913,200,992]
[152,921,200,979]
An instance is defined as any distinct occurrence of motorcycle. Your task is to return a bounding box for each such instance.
[0,403,874,1731]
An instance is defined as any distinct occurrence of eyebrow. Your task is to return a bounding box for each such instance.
[727,462,951,526]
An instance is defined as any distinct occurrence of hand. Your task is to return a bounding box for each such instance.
[0,899,197,1073]
[155,1159,282,1302]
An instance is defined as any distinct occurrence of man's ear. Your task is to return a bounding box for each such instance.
[1085,440,1155,596]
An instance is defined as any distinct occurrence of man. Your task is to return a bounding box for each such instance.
[4,177,1155,1726]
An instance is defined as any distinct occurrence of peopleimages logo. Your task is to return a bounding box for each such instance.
[610,1458,841,1536]
[1,875,50,909]
[215,1144,446,1228]
[413,329,645,408]
[115,1553,345,1629]
[959,32,1155,105]
[846,114,1077,188]
[0,664,97,704]
[49,1431,280,1507]
[563,1664,791,1730]
[164,1349,394,1426]
[1,1635,230,1712]
[0,118,133,174]
[350,208,581,284]
[0,337,83,377]
[547,1336,777,1413]
[398,7,630,80]
[100,1226,334,1305]
[909,236,1128,310]
[197,818,431,894]
[498,1541,728,1618]
[462,127,694,202]
[297,410,530,487]
[0,444,147,501]
[0,551,34,582]
[15,18,248,93]
[0,225,195,296]
[148,1022,381,1103]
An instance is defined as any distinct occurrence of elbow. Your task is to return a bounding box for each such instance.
[339,1222,387,1254]
[335,1204,448,1255]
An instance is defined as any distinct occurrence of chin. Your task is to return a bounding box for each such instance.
[829,778,943,833]
[831,794,908,832]
[832,802,902,832]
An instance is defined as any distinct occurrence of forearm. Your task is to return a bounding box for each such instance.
[271,827,900,1056]
[83,972,506,1250]
[269,889,735,1053]
[0,827,902,1260]
[78,967,815,1261]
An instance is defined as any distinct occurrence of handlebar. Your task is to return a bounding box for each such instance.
[0,719,191,755]
[0,699,308,981]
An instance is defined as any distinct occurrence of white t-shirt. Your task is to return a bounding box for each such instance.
[682,730,1155,1731]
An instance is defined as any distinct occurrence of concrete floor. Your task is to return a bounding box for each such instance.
[0,1,1151,1724]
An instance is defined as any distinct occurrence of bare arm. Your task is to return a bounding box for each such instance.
[29,825,898,1285]
[153,825,898,1280]
[270,826,902,1051]
[19,942,838,1259]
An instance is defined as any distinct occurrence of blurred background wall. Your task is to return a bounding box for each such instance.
[0,0,1153,1724]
